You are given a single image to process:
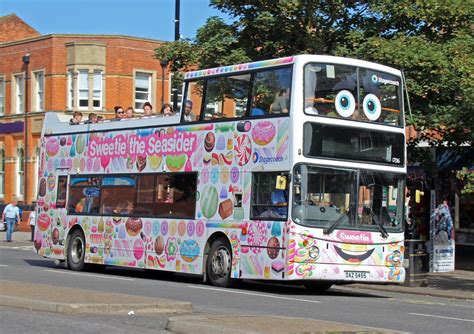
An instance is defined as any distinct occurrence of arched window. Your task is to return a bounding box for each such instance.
[0,148,5,198]
[17,147,25,198]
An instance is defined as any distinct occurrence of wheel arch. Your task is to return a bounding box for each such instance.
[202,231,232,282]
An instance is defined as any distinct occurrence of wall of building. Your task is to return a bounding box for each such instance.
[1,20,167,206]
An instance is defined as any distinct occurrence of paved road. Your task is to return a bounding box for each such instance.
[1,247,473,334]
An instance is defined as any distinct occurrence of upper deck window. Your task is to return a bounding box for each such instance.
[304,63,403,127]
[182,66,292,122]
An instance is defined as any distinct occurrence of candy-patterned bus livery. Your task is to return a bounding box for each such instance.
[36,55,406,289]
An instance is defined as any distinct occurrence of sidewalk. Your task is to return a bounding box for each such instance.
[3,232,473,301]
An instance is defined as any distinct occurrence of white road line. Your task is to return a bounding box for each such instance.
[189,285,321,304]
[409,313,474,323]
[0,264,8,267]
[44,269,134,281]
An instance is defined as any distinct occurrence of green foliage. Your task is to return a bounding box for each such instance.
[155,1,473,165]
[456,168,474,194]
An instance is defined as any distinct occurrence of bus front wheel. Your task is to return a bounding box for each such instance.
[206,238,233,288]
[67,230,85,271]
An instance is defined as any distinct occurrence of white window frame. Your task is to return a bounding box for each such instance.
[134,72,152,112]
[14,74,25,114]
[67,70,74,110]
[34,71,45,111]
[0,76,5,115]
[0,147,5,198]
[17,146,25,199]
[169,72,183,112]
[93,70,103,110]
[78,70,89,110]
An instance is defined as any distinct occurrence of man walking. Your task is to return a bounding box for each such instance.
[2,199,21,242]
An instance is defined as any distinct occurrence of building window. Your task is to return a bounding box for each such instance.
[135,72,151,111]
[93,70,103,109]
[0,148,5,198]
[34,71,44,111]
[15,74,25,114]
[17,147,25,198]
[78,70,89,109]
[67,70,74,109]
[0,77,4,115]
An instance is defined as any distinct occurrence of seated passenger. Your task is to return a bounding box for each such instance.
[271,188,288,216]
[183,100,196,122]
[270,88,289,114]
[69,111,83,125]
[161,103,174,116]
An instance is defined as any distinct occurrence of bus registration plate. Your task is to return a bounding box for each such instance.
[345,271,369,279]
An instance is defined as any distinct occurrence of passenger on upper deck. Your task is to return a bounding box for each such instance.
[143,102,153,116]
[69,111,82,125]
[112,106,124,121]
[125,107,134,118]
[85,113,98,124]
[161,103,173,116]
[183,100,196,122]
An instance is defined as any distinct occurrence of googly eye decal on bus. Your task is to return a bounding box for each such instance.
[362,94,381,121]
[335,90,356,118]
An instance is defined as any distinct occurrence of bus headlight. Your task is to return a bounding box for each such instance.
[308,246,320,260]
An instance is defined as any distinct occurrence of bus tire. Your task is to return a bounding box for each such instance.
[303,281,332,292]
[67,230,86,271]
[206,238,233,288]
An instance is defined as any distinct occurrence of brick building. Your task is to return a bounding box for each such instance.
[1,14,171,206]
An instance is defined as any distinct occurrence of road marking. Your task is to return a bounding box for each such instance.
[409,313,474,323]
[189,285,321,304]
[44,269,134,281]
[402,299,445,305]
[0,264,8,267]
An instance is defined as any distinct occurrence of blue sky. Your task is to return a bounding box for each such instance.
[1,0,230,41]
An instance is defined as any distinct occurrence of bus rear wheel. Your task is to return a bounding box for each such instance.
[206,238,233,288]
[67,230,85,271]
[303,281,333,292]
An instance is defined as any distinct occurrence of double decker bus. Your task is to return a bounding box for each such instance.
[36,55,406,289]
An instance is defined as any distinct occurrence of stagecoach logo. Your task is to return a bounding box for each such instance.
[336,231,373,243]
[252,151,283,164]
[371,74,400,86]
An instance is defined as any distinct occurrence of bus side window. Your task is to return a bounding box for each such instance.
[251,172,288,220]
[56,176,68,208]
[251,67,292,117]
[154,172,197,219]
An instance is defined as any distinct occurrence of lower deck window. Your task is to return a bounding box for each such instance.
[251,172,289,220]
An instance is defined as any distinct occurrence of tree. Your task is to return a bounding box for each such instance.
[155,1,473,160]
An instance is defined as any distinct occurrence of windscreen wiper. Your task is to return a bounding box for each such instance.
[324,203,354,235]
[370,209,389,238]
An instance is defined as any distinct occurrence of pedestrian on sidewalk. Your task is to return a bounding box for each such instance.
[2,199,21,242]
[28,210,36,242]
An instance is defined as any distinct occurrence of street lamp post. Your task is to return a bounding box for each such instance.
[160,60,169,109]
[22,52,30,204]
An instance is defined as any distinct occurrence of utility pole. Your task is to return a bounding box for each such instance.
[22,52,30,204]
[173,0,180,111]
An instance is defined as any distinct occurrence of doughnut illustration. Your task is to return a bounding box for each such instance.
[252,121,276,146]
[204,132,215,152]
[180,239,200,263]
[247,221,267,254]
[125,217,143,237]
[234,134,252,166]
[46,138,59,157]
[200,185,218,218]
